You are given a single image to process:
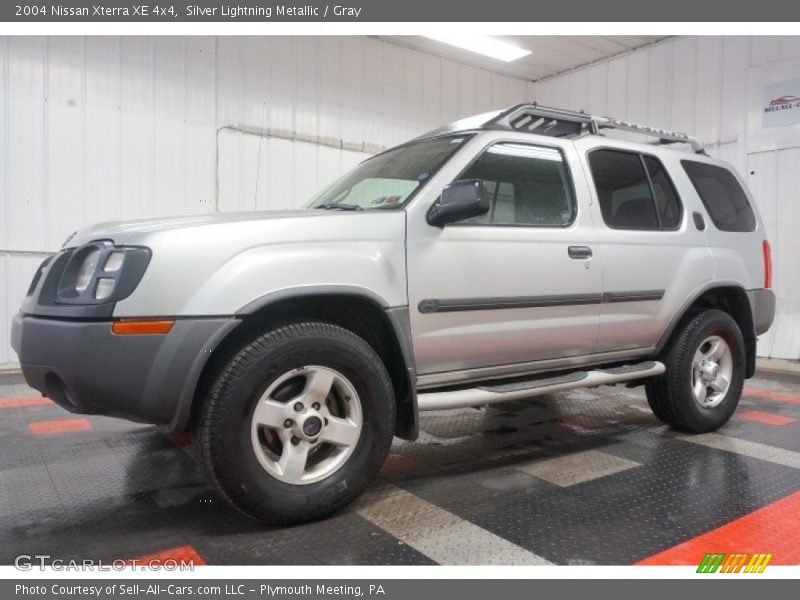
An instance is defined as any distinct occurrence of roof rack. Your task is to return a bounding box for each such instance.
[483,103,706,154]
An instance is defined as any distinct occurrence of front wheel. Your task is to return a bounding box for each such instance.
[196,321,396,524]
[646,309,745,433]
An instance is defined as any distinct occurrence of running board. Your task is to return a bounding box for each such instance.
[417,361,666,411]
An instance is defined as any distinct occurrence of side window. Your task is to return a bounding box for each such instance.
[681,160,756,232]
[458,142,576,226]
[589,149,683,230]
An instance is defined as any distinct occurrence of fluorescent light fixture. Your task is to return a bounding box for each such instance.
[424,35,531,62]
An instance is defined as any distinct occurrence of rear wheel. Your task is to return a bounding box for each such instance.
[646,309,745,432]
[196,321,395,523]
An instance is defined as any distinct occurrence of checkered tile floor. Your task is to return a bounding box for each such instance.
[1,369,799,566]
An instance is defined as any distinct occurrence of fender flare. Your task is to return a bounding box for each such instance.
[172,285,419,439]
[654,281,757,378]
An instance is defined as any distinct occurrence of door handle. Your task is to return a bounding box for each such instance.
[568,245,593,259]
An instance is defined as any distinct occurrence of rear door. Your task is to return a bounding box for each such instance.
[576,138,714,353]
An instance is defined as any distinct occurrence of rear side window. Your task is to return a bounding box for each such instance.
[681,160,756,232]
[458,142,576,226]
[588,149,683,230]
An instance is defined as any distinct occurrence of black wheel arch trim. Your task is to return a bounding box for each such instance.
[655,281,770,379]
[228,285,418,440]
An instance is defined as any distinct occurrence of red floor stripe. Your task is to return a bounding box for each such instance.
[28,418,92,435]
[0,396,53,409]
[744,386,800,405]
[737,410,797,426]
[129,545,206,567]
[636,491,800,565]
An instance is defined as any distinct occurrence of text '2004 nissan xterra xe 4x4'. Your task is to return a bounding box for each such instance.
[12,104,776,523]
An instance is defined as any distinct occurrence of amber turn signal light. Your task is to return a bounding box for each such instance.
[111,320,175,335]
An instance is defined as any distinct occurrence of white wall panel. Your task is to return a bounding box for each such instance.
[647,42,671,129]
[669,37,697,136]
[475,69,493,115]
[0,36,7,250]
[339,38,362,145]
[46,36,85,248]
[153,37,187,218]
[317,37,341,145]
[439,60,460,125]
[119,36,155,220]
[606,58,628,140]
[7,37,46,252]
[184,37,216,215]
[586,62,609,116]
[0,257,6,365]
[530,36,800,359]
[751,37,781,67]
[85,37,122,224]
[568,71,589,116]
[772,148,800,359]
[625,49,648,127]
[693,37,723,145]
[490,72,525,109]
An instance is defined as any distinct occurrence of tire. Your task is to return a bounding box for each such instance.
[196,321,396,524]
[645,309,745,433]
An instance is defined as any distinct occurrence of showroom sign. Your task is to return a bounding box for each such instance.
[762,78,800,127]
[747,57,800,152]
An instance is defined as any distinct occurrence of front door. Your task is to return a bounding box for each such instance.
[406,136,602,380]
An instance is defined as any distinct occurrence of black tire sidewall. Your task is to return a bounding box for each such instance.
[670,310,745,431]
[206,323,394,521]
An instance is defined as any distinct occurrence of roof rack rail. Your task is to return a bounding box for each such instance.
[486,103,705,154]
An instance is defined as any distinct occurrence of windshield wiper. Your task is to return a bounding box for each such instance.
[315,203,363,211]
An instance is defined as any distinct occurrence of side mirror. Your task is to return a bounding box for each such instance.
[427,180,489,227]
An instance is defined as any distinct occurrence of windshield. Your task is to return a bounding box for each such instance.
[309,135,469,210]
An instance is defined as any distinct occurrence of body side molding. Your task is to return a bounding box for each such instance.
[418,289,665,314]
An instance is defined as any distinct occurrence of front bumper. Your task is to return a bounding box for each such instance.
[11,313,239,431]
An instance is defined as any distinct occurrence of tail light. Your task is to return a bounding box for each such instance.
[763,240,772,289]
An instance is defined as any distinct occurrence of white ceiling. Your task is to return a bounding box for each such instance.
[378,35,671,82]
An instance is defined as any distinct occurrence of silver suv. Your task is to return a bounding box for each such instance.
[11,105,775,523]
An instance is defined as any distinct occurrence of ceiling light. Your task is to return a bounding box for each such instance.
[424,35,531,62]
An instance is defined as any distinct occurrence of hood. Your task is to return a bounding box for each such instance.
[67,209,359,247]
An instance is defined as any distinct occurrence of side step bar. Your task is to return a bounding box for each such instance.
[417,361,665,411]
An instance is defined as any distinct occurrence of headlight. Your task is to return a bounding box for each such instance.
[94,278,116,300]
[104,251,125,272]
[55,241,151,305]
[75,249,100,292]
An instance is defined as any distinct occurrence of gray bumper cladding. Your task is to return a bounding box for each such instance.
[13,315,238,429]
[747,288,777,335]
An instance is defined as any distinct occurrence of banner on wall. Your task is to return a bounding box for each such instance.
[748,59,800,152]
[762,78,800,128]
